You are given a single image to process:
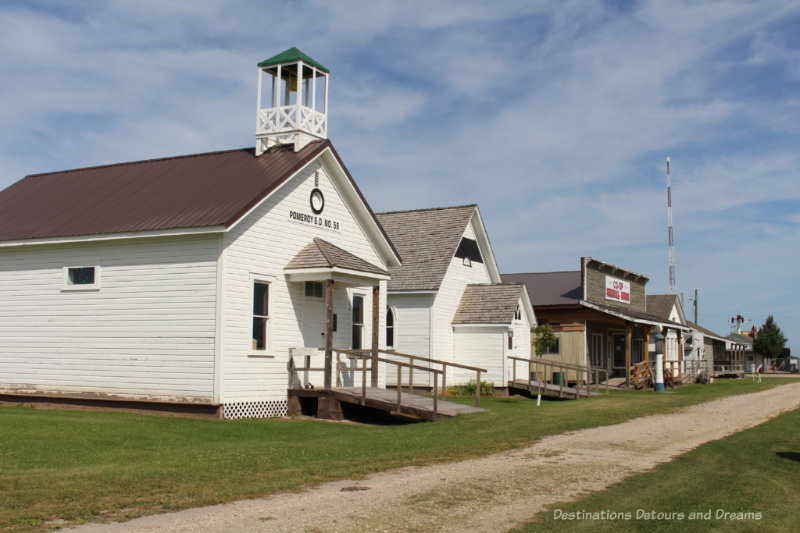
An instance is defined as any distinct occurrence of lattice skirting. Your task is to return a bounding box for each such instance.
[222,399,288,419]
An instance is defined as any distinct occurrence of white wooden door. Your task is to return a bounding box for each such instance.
[301,298,325,349]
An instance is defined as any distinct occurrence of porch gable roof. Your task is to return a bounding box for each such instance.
[452,283,530,325]
[284,237,389,282]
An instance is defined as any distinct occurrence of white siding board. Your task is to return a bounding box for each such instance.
[0,235,219,402]
[432,213,493,363]
[453,327,505,385]
[220,159,389,402]
[384,293,434,385]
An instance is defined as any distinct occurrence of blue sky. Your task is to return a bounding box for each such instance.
[1,0,798,354]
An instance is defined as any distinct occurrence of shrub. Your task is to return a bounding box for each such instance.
[446,380,494,397]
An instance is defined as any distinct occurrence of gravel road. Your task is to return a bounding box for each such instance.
[67,381,800,533]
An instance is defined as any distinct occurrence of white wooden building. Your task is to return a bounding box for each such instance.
[375,206,535,388]
[685,321,728,376]
[0,48,402,418]
[645,294,688,377]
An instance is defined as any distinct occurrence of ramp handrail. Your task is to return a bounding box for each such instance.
[335,349,444,415]
[628,360,653,388]
[287,348,446,416]
[377,349,487,407]
[508,356,609,398]
[288,348,488,410]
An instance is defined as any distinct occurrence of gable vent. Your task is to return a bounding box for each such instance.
[455,237,483,264]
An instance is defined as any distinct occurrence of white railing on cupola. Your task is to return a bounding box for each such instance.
[257,105,327,139]
[255,58,329,155]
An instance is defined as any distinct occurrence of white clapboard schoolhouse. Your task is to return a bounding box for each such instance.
[376,206,534,388]
[0,49,402,418]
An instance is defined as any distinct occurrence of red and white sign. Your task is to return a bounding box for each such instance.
[605,276,630,304]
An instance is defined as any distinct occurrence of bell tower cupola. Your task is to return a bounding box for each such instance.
[256,47,329,155]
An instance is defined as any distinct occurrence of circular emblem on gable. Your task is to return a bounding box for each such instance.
[310,188,325,214]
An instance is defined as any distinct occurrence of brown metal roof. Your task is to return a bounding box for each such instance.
[0,141,332,242]
[286,237,389,276]
[501,271,582,307]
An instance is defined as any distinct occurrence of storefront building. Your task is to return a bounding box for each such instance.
[503,257,686,383]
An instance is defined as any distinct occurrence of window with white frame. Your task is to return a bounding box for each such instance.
[305,281,323,298]
[352,295,364,350]
[591,333,603,368]
[386,307,395,349]
[62,266,100,290]
[252,281,269,351]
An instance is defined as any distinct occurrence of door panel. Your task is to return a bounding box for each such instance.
[613,333,626,368]
[301,298,325,349]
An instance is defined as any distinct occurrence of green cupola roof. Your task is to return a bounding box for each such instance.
[258,47,329,73]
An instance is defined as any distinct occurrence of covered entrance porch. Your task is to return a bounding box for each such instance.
[582,301,688,388]
[284,238,485,420]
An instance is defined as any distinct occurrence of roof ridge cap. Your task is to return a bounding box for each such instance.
[376,204,477,216]
[504,270,581,275]
[313,237,336,267]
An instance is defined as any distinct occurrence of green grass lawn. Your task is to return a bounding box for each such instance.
[513,403,800,533]
[1,378,797,532]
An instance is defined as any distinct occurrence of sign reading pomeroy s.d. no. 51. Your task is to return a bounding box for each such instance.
[605,276,630,304]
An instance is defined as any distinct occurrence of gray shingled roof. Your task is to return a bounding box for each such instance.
[687,321,728,342]
[646,294,682,322]
[727,332,755,349]
[452,283,525,325]
[501,271,582,307]
[376,205,476,292]
[285,237,389,276]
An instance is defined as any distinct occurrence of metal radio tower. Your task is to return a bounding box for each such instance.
[666,157,676,294]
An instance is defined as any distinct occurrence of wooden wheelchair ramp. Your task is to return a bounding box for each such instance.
[288,348,487,422]
[508,356,609,400]
[289,387,483,421]
[508,379,597,400]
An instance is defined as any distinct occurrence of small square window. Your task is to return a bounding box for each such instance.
[69,267,94,284]
[63,266,99,290]
[305,281,324,298]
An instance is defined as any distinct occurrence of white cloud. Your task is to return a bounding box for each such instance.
[1,0,799,351]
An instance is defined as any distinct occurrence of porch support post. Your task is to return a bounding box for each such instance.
[371,284,379,387]
[324,279,334,389]
[625,322,633,390]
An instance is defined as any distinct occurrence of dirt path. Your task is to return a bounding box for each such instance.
[69,382,800,533]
